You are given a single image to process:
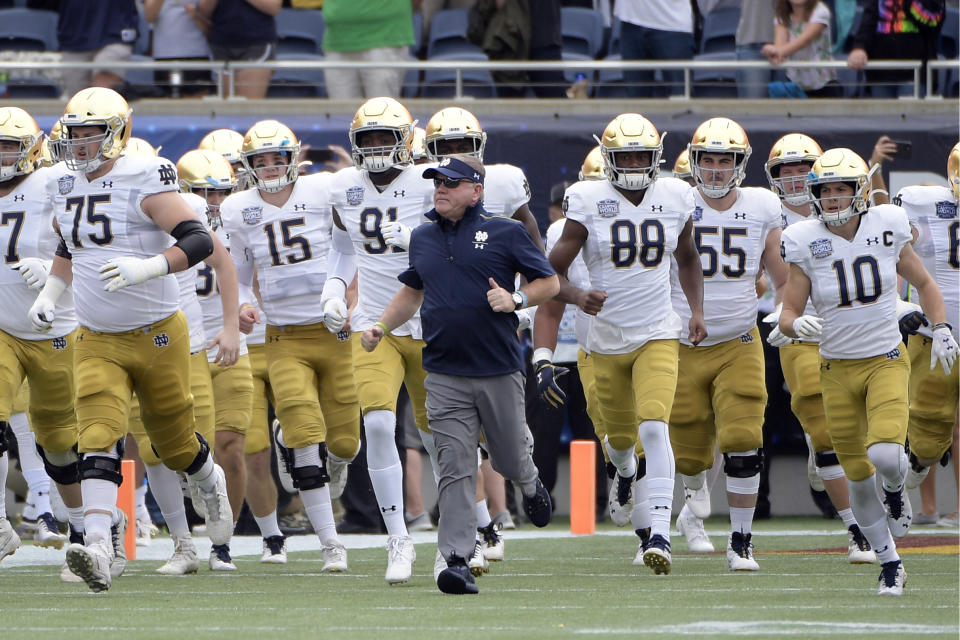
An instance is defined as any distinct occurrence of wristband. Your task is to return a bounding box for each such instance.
[532,347,553,364]
[517,290,528,309]
[932,322,953,332]
[375,321,389,334]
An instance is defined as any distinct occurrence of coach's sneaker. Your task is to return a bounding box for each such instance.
[437,554,479,595]
[882,485,912,538]
[261,535,287,564]
[110,511,128,578]
[385,534,415,584]
[682,472,711,519]
[522,478,552,527]
[321,541,348,572]
[156,534,199,575]
[136,517,159,547]
[468,538,489,577]
[35,512,67,549]
[726,531,759,571]
[676,504,715,553]
[478,522,504,561]
[60,526,84,582]
[632,527,651,566]
[327,453,350,501]
[877,560,906,596]
[642,534,672,575]
[847,524,877,564]
[66,538,113,592]
[209,543,237,571]
[0,517,21,562]
[608,472,635,526]
[271,419,296,493]
[194,464,234,545]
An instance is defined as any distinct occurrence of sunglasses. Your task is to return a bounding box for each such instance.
[433,177,473,189]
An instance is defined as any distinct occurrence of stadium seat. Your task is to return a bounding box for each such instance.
[276,8,325,55]
[5,76,60,98]
[561,7,604,58]
[426,8,482,58]
[691,51,738,97]
[700,6,740,54]
[401,68,420,98]
[267,52,326,98]
[422,51,496,98]
[0,8,58,51]
[939,6,958,60]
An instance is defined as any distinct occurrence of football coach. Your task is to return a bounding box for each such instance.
[361,154,558,595]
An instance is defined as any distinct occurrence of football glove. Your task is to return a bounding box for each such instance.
[792,315,824,340]
[12,257,52,290]
[761,302,782,325]
[895,298,928,335]
[98,255,169,292]
[766,326,792,348]
[931,326,958,374]
[27,275,67,332]
[515,308,532,331]
[381,220,411,251]
[535,359,568,409]
[322,297,348,333]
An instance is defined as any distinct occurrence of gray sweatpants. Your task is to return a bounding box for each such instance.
[425,371,540,562]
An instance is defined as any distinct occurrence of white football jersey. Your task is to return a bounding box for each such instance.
[221,172,334,327]
[780,202,819,325]
[329,165,434,337]
[671,187,782,346]
[48,155,181,332]
[481,163,530,218]
[0,168,77,339]
[896,185,959,340]
[564,177,693,354]
[544,217,590,361]
[782,205,912,359]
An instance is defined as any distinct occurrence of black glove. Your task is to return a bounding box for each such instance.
[535,359,568,409]
[898,310,928,335]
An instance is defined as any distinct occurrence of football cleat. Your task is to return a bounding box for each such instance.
[261,535,287,564]
[136,517,160,547]
[608,472,635,527]
[157,534,199,575]
[882,485,912,538]
[676,504,715,553]
[468,538,489,577]
[209,543,237,571]
[491,509,516,530]
[35,512,67,549]
[905,464,930,491]
[190,464,234,545]
[726,532,760,571]
[60,526,85,582]
[877,560,906,596]
[321,541,348,572]
[642,534,672,575]
[478,522,504,561]
[0,517,21,562]
[327,454,349,501]
[682,472,712,519]
[385,534,416,584]
[632,527,652,566]
[66,538,113,592]
[847,524,877,564]
[521,479,552,527]
[110,511,128,578]
[437,555,479,595]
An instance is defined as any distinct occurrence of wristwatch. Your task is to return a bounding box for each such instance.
[511,291,524,310]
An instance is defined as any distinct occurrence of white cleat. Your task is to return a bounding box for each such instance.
[35,513,67,549]
[156,534,199,575]
[607,473,634,527]
[66,539,113,592]
[209,544,238,571]
[327,455,349,501]
[877,560,906,596]
[110,511,128,578]
[676,504,715,553]
[433,549,446,581]
[385,535,416,584]
[261,535,287,564]
[136,518,160,547]
[321,541,348,572]
[682,472,712,519]
[847,525,877,564]
[60,562,84,582]
[468,538,489,577]
[190,464,234,546]
[905,465,930,491]
[632,528,651,566]
[0,517,21,562]
[882,485,912,539]
[726,532,759,571]
[478,522,504,561]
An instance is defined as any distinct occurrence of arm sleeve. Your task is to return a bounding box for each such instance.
[326,224,357,284]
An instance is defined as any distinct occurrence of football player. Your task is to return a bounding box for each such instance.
[780,147,957,596]
[221,119,360,573]
[199,128,251,190]
[894,143,960,498]
[548,113,707,575]
[29,88,236,592]
[763,133,876,564]
[672,149,695,186]
[671,117,788,572]
[321,97,432,584]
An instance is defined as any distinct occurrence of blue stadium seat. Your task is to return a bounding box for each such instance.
[401,68,420,98]
[426,8,482,58]
[422,51,496,98]
[691,51,738,97]
[267,53,327,98]
[700,6,740,54]
[561,7,604,58]
[124,54,155,88]
[0,8,57,51]
[594,54,627,98]
[275,8,325,55]
[939,6,958,60]
[6,76,60,98]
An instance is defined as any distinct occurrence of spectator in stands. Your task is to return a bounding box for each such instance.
[418,0,477,53]
[196,0,281,99]
[847,0,945,97]
[616,0,696,98]
[763,0,841,98]
[144,0,213,98]
[322,0,415,99]
[736,0,775,98]
[56,0,138,98]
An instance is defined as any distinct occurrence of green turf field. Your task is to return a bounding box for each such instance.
[1,517,956,639]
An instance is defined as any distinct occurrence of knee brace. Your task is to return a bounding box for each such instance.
[291,443,330,490]
[723,449,763,478]
[815,450,840,469]
[37,444,80,485]
[0,421,7,455]
[79,440,123,486]
[183,432,212,476]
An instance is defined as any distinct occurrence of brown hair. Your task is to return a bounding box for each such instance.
[775,0,819,27]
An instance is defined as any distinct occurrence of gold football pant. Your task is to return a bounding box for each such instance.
[352,333,429,432]
[780,341,831,453]
[907,335,959,462]
[244,343,273,455]
[578,348,644,460]
[209,354,254,435]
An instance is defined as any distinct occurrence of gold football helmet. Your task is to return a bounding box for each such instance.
[948,141,960,203]
[579,146,604,181]
[240,120,300,193]
[765,133,822,206]
[408,126,428,163]
[199,128,250,189]
[0,107,41,181]
[349,97,414,172]
[688,117,751,198]
[121,137,159,157]
[178,149,237,226]
[424,107,486,161]
[672,149,692,182]
[598,113,663,191]
[38,121,64,168]
[59,87,132,172]
[807,148,875,226]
